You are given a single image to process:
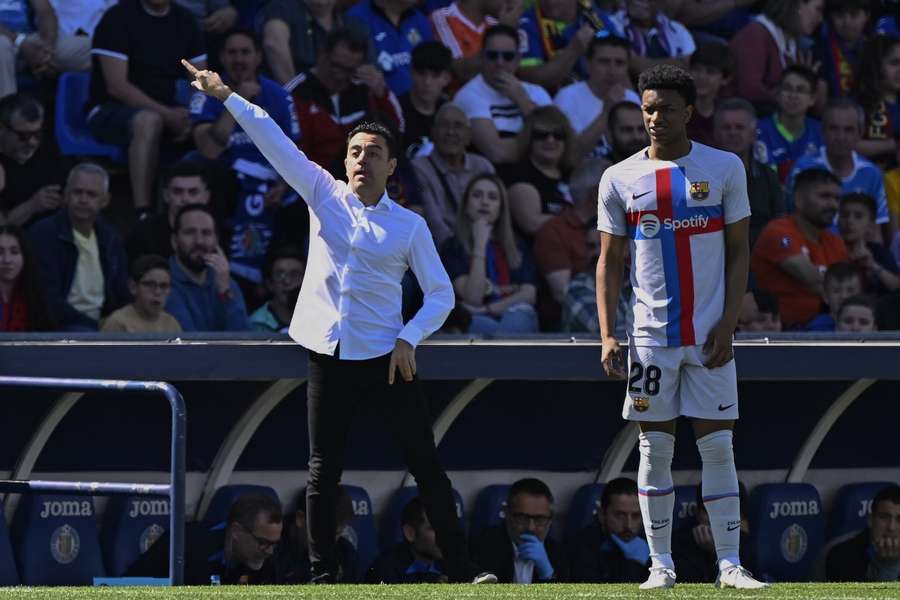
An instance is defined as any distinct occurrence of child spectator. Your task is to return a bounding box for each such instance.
[838,192,900,293]
[250,245,305,333]
[756,65,823,183]
[100,255,182,333]
[399,41,452,158]
[805,261,863,330]
[686,41,733,148]
[815,0,871,97]
[440,174,538,335]
[853,34,900,168]
[737,288,782,333]
[0,225,53,331]
[836,293,878,331]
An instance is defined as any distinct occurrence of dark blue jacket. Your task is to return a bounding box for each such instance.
[28,210,129,330]
[165,256,250,332]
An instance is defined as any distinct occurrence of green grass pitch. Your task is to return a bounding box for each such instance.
[1,584,900,600]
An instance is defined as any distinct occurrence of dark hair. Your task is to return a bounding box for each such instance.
[412,40,452,73]
[222,26,261,51]
[401,496,428,529]
[0,92,43,125]
[347,121,399,159]
[825,261,863,285]
[324,26,369,55]
[600,477,638,511]
[780,64,818,91]
[227,493,283,531]
[0,225,54,331]
[763,0,814,38]
[752,288,780,317]
[587,32,631,61]
[173,203,216,233]
[690,41,735,79]
[638,64,697,107]
[608,100,642,130]
[841,192,877,220]
[854,35,900,116]
[162,160,210,190]
[837,294,877,322]
[826,0,870,17]
[823,96,865,131]
[262,244,306,282]
[872,485,900,515]
[129,254,170,282]
[483,24,519,50]
[793,167,842,193]
[714,97,758,126]
[507,478,554,507]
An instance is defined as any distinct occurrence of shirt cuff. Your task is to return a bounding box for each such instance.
[397,323,424,349]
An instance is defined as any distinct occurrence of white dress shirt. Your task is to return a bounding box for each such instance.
[224,93,454,359]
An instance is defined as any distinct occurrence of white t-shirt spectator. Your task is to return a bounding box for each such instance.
[609,10,695,58]
[49,0,116,37]
[453,73,552,135]
[553,81,641,134]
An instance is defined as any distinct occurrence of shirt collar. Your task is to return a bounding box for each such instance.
[348,189,394,212]
[368,0,417,27]
[819,146,862,181]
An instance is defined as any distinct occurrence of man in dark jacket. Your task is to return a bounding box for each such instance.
[126,493,282,585]
[827,485,900,581]
[470,478,568,583]
[28,163,128,330]
[671,481,756,583]
[570,477,650,583]
[368,496,447,583]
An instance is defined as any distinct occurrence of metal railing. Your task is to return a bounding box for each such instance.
[0,376,186,585]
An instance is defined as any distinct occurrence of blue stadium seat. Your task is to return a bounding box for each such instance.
[342,485,378,572]
[202,484,280,526]
[54,72,125,162]
[563,483,604,541]
[827,482,894,541]
[11,494,105,585]
[0,504,19,585]
[470,485,510,538]
[377,486,465,550]
[674,484,700,531]
[747,483,824,582]
[100,495,170,576]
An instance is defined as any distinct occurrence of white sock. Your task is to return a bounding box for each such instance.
[696,430,741,569]
[638,431,675,570]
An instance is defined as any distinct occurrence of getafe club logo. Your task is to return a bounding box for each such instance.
[407,28,422,45]
[780,523,808,563]
[50,524,80,565]
[690,181,710,200]
[632,396,650,412]
[139,524,166,554]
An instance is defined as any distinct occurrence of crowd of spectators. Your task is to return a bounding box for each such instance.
[1,0,900,335]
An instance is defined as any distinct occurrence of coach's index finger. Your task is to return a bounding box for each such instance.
[181,59,199,76]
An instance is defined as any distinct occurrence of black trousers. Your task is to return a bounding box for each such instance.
[305,348,472,581]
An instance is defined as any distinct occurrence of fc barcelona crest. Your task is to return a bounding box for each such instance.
[690,181,710,200]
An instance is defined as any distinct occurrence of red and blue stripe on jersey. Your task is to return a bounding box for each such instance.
[626,167,724,346]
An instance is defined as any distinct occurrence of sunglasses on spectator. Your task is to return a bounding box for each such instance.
[4,124,41,143]
[532,129,565,141]
[485,49,517,63]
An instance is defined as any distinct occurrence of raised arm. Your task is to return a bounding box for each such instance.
[181,59,339,212]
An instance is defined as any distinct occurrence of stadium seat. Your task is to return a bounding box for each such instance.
[100,495,170,576]
[0,504,18,585]
[470,485,510,538]
[341,485,379,572]
[563,483,604,541]
[11,494,105,585]
[54,71,126,162]
[827,482,894,541]
[377,486,465,550]
[747,483,824,582]
[202,484,280,526]
[674,484,700,531]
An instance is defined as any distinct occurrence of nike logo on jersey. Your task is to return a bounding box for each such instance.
[718,403,736,411]
[632,190,652,200]
[727,523,741,531]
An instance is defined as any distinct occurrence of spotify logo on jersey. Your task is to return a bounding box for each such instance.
[639,214,661,237]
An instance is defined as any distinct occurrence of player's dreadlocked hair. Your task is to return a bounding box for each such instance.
[638,64,697,108]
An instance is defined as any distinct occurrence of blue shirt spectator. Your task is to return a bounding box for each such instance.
[345,0,433,96]
[756,115,823,181]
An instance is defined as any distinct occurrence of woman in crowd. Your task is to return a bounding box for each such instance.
[0,225,53,331]
[854,35,900,169]
[440,174,538,335]
[503,106,577,240]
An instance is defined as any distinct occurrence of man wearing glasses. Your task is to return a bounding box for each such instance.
[0,92,65,228]
[453,24,551,165]
[127,493,283,585]
[471,478,568,583]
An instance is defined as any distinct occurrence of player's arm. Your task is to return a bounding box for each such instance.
[719,217,751,334]
[597,231,627,377]
[182,60,336,212]
[778,254,825,296]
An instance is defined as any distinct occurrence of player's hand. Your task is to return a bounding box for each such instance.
[389,339,416,384]
[601,336,626,379]
[182,59,232,102]
[874,535,900,562]
[692,523,715,552]
[703,320,735,369]
[355,64,386,98]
